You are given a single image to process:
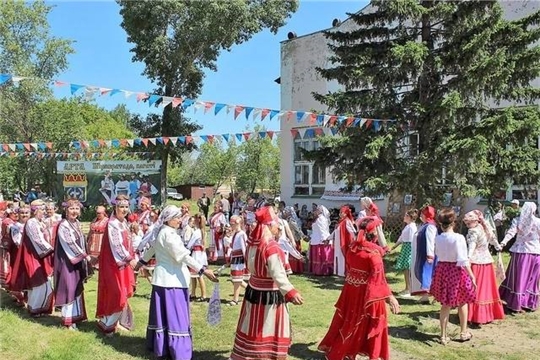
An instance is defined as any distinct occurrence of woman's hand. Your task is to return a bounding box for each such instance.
[471,275,477,289]
[290,292,304,305]
[204,269,219,282]
[129,258,138,269]
[387,295,401,314]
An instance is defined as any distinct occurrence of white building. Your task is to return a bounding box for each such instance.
[279,1,540,216]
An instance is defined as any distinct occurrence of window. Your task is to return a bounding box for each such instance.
[293,131,327,196]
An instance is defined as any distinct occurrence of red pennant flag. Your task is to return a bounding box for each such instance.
[364,119,373,128]
[346,117,354,127]
[261,109,270,121]
[204,102,214,113]
[23,143,31,151]
[54,81,67,87]
[290,129,299,138]
[315,128,324,136]
[287,111,294,121]
[186,136,193,144]
[207,135,215,144]
[243,132,251,141]
[120,139,128,147]
[100,88,112,96]
[267,131,275,139]
[234,106,244,120]
[136,93,149,102]
[46,142,53,149]
[329,116,338,126]
[309,113,317,125]
[142,138,149,147]
[162,137,170,145]
[2,144,8,152]
[172,97,183,108]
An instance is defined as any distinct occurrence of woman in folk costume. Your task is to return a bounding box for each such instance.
[281,206,305,274]
[309,205,334,276]
[462,210,505,325]
[96,195,137,336]
[54,199,95,330]
[318,217,400,360]
[227,215,249,306]
[499,202,540,312]
[7,205,29,305]
[178,203,191,243]
[86,206,108,268]
[430,208,477,344]
[10,199,54,317]
[136,205,217,360]
[327,205,356,277]
[357,197,388,251]
[390,209,419,297]
[411,206,438,303]
[0,205,19,288]
[137,196,152,229]
[43,201,62,247]
[230,206,304,360]
[276,215,303,275]
[209,202,227,262]
[186,214,210,302]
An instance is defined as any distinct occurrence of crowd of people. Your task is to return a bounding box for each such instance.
[0,191,539,360]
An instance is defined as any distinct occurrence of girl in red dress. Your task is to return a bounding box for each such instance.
[319,216,400,360]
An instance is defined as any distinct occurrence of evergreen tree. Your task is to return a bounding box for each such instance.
[308,0,540,204]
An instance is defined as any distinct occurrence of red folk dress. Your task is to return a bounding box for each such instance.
[96,215,135,329]
[319,240,392,360]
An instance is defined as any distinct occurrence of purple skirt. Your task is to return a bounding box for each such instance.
[499,253,540,311]
[147,286,192,360]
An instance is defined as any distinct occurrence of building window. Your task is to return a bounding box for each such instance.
[293,132,326,196]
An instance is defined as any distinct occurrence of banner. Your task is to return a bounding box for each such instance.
[56,160,162,208]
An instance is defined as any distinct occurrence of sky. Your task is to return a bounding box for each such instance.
[45,0,369,138]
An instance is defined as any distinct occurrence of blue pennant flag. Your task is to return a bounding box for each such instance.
[134,138,142,146]
[235,133,243,142]
[91,140,99,147]
[111,139,120,147]
[304,129,315,138]
[148,94,161,107]
[38,142,46,150]
[354,118,362,126]
[15,143,24,150]
[316,115,324,125]
[70,84,84,95]
[156,137,163,144]
[269,110,279,120]
[296,111,305,122]
[222,134,230,142]
[245,107,254,120]
[182,99,194,110]
[177,136,185,144]
[0,74,11,85]
[214,103,226,115]
[331,127,339,135]
[72,141,81,149]
[110,89,122,96]
[373,120,381,132]
[258,132,267,139]
[200,135,208,143]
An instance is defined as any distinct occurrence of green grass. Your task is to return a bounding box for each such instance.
[2,226,540,359]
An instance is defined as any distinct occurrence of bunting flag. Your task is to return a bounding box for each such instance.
[0,73,397,129]
[0,152,154,159]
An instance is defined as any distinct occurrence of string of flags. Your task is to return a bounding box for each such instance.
[0,131,279,152]
[0,73,396,129]
[0,152,154,160]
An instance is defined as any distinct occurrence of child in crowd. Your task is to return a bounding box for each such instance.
[391,209,418,297]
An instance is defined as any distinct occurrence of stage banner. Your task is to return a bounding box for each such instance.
[56,160,162,207]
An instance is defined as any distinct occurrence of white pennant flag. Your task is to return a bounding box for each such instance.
[298,128,307,139]
[226,105,235,114]
[148,138,157,145]
[123,90,133,99]
[193,101,205,113]
[30,143,38,150]
[11,76,27,85]
[8,144,16,151]
[160,96,173,108]
[105,140,112,148]
[323,115,331,126]
[127,139,134,147]
[252,108,262,120]
[359,118,367,128]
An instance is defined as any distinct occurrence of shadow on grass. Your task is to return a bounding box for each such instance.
[300,274,344,291]
[289,341,325,360]
[389,324,439,344]
[406,309,439,322]
[192,349,231,359]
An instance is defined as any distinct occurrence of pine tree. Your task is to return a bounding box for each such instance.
[308,0,540,204]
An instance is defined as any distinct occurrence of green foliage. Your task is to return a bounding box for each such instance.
[308,0,540,203]
[235,125,281,195]
[191,140,239,192]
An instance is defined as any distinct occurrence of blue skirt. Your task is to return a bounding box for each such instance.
[147,286,192,360]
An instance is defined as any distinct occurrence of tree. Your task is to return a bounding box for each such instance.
[236,125,280,195]
[195,140,239,194]
[117,0,298,203]
[0,0,74,192]
[307,0,540,204]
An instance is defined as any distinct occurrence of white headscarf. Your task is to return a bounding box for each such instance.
[160,205,182,224]
[317,205,330,221]
[137,205,181,252]
[518,202,537,237]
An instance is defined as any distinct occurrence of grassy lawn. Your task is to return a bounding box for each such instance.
[1,213,539,359]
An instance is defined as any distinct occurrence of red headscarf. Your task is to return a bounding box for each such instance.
[0,201,7,211]
[248,206,276,245]
[421,206,436,225]
[339,205,354,223]
[351,216,384,254]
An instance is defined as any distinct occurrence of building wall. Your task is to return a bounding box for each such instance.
[279,1,539,215]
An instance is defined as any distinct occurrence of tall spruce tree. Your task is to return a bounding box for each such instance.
[308,0,540,204]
